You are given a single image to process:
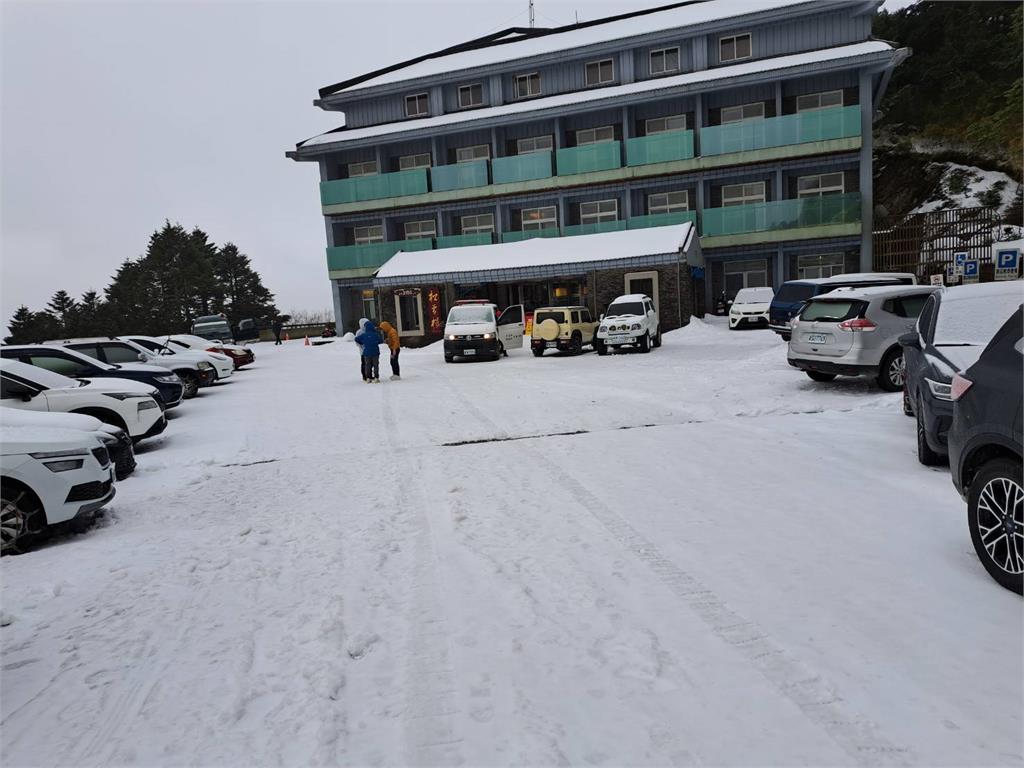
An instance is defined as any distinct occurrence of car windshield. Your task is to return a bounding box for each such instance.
[447,306,493,324]
[774,282,816,303]
[534,311,564,325]
[934,294,1023,346]
[801,299,863,323]
[605,301,644,317]
[733,287,775,304]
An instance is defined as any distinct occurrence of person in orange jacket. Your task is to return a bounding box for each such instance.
[377,320,401,379]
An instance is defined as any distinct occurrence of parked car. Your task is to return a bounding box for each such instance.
[769,273,918,340]
[164,334,255,369]
[948,306,1023,595]
[902,282,1024,466]
[729,287,775,330]
[443,301,525,362]
[46,338,215,399]
[119,335,234,381]
[1,359,166,443]
[1,425,115,554]
[1,408,136,480]
[1,345,184,408]
[191,314,234,343]
[531,306,599,356]
[787,285,938,391]
[595,294,660,354]
[233,318,261,343]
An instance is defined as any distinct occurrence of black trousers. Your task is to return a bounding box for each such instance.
[363,356,379,380]
[390,348,400,376]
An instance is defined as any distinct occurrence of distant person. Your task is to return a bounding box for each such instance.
[322,324,337,338]
[378,320,401,379]
[272,318,284,345]
[354,318,383,383]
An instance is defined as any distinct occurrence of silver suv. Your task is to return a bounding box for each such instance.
[787,285,939,391]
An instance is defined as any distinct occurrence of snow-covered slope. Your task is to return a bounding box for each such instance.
[912,162,1021,218]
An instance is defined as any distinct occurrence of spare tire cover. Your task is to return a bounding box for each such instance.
[536,318,561,341]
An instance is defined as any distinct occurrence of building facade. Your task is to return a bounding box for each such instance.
[288,0,908,335]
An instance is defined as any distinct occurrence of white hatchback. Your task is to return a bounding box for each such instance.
[729,286,775,330]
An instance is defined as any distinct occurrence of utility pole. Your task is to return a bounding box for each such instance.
[529,0,535,28]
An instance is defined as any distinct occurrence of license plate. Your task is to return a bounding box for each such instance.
[610,335,633,343]
[463,349,476,356]
[807,333,829,344]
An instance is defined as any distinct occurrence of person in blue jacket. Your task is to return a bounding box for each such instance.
[354,319,383,383]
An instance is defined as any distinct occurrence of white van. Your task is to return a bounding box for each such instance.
[442,301,525,362]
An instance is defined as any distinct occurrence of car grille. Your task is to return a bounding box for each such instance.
[91,446,110,468]
[453,334,486,340]
[65,478,112,503]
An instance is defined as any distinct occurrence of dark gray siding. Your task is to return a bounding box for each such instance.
[704,83,776,126]
[632,39,694,81]
[443,79,492,112]
[707,10,872,67]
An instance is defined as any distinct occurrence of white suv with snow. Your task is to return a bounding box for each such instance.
[595,294,661,354]
[729,287,775,330]
[120,335,233,380]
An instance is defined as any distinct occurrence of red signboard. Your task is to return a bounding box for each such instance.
[428,287,442,334]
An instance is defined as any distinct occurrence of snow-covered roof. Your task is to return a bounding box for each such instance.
[301,41,896,150]
[325,0,842,97]
[375,224,696,284]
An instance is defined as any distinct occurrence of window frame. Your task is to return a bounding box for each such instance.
[398,153,432,171]
[796,89,844,113]
[719,33,752,64]
[720,102,765,125]
[394,292,425,337]
[457,83,484,109]
[455,144,490,163]
[520,205,558,231]
[797,253,845,280]
[797,172,846,198]
[647,190,689,215]
[347,160,378,178]
[578,199,619,225]
[516,135,554,155]
[403,220,436,240]
[353,225,384,245]
[584,58,615,87]
[721,182,766,207]
[575,125,615,146]
[404,92,430,118]
[645,115,687,134]
[460,213,494,235]
[513,72,541,99]
[649,47,680,76]
[723,259,769,294]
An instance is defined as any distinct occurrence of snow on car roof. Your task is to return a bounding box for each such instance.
[792,272,916,286]
[940,280,1024,303]
[815,285,937,300]
[0,357,78,389]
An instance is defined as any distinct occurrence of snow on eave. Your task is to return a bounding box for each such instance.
[298,41,898,151]
[374,224,694,281]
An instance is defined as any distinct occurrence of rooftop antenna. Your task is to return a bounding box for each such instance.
[529,0,535,28]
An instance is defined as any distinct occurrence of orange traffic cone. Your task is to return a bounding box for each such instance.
[284,332,290,341]
[304,335,310,346]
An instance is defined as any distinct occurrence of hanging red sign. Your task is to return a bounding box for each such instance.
[428,287,442,334]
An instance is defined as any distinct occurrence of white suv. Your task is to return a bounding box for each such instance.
[120,335,234,381]
[596,294,661,354]
[0,359,166,442]
[1,425,115,554]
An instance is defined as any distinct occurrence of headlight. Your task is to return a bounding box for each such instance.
[156,374,180,383]
[925,378,953,401]
[30,449,87,459]
[43,459,85,472]
[599,325,607,333]
[104,392,140,401]
[482,333,494,340]
[197,362,213,370]
[447,334,456,341]
[138,400,159,412]
[630,323,641,331]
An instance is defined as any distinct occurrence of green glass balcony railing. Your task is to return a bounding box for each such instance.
[556,141,622,175]
[702,193,861,237]
[500,228,561,243]
[625,130,695,166]
[627,210,697,230]
[701,106,860,157]
[492,151,554,184]
[561,220,628,238]
[320,168,429,206]
[435,232,495,249]
[326,238,433,272]
[430,160,489,192]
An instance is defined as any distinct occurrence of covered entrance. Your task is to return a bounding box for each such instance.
[454,280,588,313]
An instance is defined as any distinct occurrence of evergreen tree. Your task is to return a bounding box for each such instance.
[76,290,106,337]
[46,290,78,336]
[212,243,278,321]
[4,306,36,344]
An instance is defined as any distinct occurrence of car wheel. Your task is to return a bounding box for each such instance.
[444,354,454,364]
[780,333,791,342]
[915,401,944,466]
[652,329,662,348]
[903,387,914,417]
[0,482,44,556]
[595,341,607,356]
[806,371,837,382]
[877,348,905,392]
[179,372,200,398]
[638,333,651,354]
[532,346,544,358]
[967,457,1024,595]
[568,333,582,355]
[495,341,505,361]
[113,444,137,481]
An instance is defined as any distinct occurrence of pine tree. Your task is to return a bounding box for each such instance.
[76,290,106,336]
[4,306,36,344]
[212,243,278,321]
[46,290,78,336]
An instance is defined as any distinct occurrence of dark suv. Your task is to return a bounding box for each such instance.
[0,345,185,409]
[948,306,1023,595]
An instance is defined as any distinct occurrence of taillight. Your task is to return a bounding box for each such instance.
[838,317,877,332]
[950,373,973,401]
[206,347,219,353]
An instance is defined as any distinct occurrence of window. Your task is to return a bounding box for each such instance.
[722,182,766,207]
[579,199,618,225]
[100,344,142,364]
[405,93,429,117]
[404,220,436,240]
[797,172,845,198]
[514,72,541,99]
[1,374,37,399]
[460,213,494,234]
[883,294,930,319]
[520,205,558,231]
[458,83,483,108]
[585,59,614,87]
[353,225,383,245]
[796,90,844,112]
[721,102,765,124]
[455,144,490,163]
[648,190,689,215]
[395,293,424,335]
[361,289,377,322]
[645,115,687,134]
[348,160,378,178]
[398,153,431,171]
[27,353,91,377]
[719,33,752,63]
[797,253,845,279]
[516,135,553,155]
[581,308,593,323]
[723,259,768,297]
[649,47,680,75]
[575,125,615,145]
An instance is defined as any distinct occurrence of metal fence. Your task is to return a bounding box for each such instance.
[873,206,1000,279]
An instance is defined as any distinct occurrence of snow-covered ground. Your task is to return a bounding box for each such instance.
[2,320,1021,767]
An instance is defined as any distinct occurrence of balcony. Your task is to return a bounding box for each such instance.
[625,130,695,167]
[556,141,622,176]
[435,232,495,249]
[431,160,489,192]
[627,210,697,230]
[326,237,432,273]
[561,220,628,238]
[702,193,861,237]
[700,106,860,157]
[500,228,561,243]
[492,151,554,184]
[320,168,429,206]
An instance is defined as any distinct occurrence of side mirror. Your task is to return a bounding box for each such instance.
[138,353,148,362]
[726,300,734,307]
[898,332,920,349]
[599,314,605,321]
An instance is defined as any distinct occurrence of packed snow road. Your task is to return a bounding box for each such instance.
[1,320,1020,767]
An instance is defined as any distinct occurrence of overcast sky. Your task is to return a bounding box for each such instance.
[1,0,915,329]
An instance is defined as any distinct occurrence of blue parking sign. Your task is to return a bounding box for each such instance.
[963,259,980,283]
[995,248,1021,281]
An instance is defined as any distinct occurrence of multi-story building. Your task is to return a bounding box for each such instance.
[288,0,908,338]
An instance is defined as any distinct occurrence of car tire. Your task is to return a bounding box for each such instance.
[639,333,651,354]
[780,333,791,342]
[113,445,137,481]
[903,387,914,417]
[967,457,1023,595]
[915,402,944,466]
[495,341,505,361]
[179,372,200,399]
[806,371,836,382]
[532,346,544,358]
[877,347,905,392]
[0,480,44,556]
[444,354,454,364]
[595,341,607,356]
[568,333,583,355]
[652,329,662,348]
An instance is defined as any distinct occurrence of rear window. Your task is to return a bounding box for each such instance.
[534,311,564,325]
[774,283,816,304]
[801,299,865,323]
[934,294,1024,346]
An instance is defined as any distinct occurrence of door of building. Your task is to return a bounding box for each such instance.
[624,271,660,314]
[723,259,768,298]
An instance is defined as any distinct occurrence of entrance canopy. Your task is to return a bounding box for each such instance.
[374,223,700,287]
